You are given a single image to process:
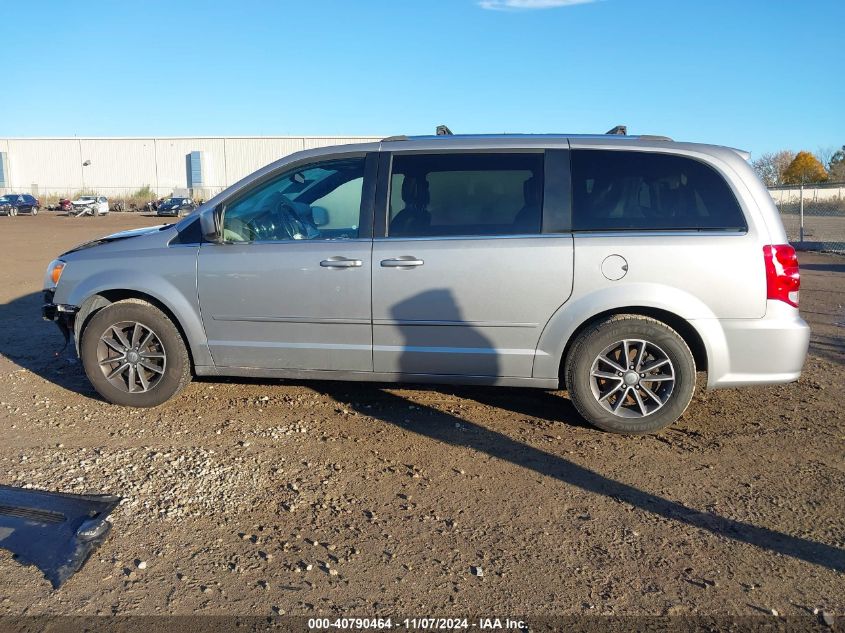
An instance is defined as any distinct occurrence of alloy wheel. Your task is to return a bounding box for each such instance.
[96,321,167,393]
[589,339,676,418]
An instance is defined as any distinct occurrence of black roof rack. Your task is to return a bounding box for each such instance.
[380,129,674,142]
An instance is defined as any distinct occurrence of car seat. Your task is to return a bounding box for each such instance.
[390,174,431,236]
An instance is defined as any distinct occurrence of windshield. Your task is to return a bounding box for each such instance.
[78,196,95,202]
[0,195,15,203]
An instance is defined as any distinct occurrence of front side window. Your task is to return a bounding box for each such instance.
[222,157,365,242]
[571,150,747,231]
[388,153,544,238]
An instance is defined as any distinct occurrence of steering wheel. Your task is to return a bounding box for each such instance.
[276,198,314,239]
[241,197,318,241]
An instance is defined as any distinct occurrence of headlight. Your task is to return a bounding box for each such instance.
[45,259,66,289]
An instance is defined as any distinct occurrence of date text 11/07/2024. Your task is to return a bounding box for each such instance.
[307,617,527,630]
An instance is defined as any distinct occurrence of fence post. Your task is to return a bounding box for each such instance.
[799,183,804,243]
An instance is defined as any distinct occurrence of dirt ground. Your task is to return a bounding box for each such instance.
[0,213,842,619]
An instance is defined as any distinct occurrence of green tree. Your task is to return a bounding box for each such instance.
[828,145,845,182]
[782,151,828,184]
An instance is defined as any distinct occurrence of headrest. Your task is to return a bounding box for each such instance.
[401,174,430,206]
[523,175,540,206]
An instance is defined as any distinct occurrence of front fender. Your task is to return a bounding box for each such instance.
[532,282,725,380]
[64,268,212,367]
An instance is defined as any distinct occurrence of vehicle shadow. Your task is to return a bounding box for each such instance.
[0,291,97,397]
[429,384,593,430]
[312,382,845,575]
[310,288,845,575]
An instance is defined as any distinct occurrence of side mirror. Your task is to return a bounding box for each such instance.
[200,204,223,242]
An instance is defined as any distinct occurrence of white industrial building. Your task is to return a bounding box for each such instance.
[0,136,381,199]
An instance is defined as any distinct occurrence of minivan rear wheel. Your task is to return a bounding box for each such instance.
[564,315,696,434]
[80,299,191,407]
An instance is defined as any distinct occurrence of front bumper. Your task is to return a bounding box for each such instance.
[42,291,78,347]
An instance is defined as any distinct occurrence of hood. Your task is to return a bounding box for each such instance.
[63,224,170,254]
[72,199,96,205]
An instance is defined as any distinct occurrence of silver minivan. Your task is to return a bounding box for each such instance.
[42,134,810,433]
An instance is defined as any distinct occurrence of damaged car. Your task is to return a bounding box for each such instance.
[71,195,109,216]
[42,133,809,433]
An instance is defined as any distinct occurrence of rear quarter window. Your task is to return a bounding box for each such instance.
[571,150,747,232]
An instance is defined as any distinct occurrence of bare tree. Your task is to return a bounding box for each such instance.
[816,146,837,170]
[751,150,795,187]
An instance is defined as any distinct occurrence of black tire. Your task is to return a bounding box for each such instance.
[31,207,38,216]
[564,315,696,434]
[80,299,191,407]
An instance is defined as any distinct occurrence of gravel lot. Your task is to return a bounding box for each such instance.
[0,213,843,618]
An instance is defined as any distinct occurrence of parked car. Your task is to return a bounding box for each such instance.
[48,198,73,212]
[156,197,197,217]
[71,195,109,216]
[48,199,65,211]
[0,193,40,216]
[41,133,809,433]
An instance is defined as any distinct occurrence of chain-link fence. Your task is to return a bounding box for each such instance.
[769,183,845,252]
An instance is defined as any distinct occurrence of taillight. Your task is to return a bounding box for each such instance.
[763,244,799,308]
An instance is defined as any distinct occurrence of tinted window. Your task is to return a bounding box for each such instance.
[223,158,365,242]
[388,153,543,237]
[571,150,746,231]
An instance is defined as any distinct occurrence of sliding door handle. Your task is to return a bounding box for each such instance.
[320,257,362,268]
[381,257,424,268]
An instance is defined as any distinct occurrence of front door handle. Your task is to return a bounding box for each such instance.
[320,257,362,268]
[380,257,424,268]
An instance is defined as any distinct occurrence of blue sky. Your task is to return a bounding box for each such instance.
[2,0,843,157]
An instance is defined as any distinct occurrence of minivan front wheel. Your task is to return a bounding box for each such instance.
[81,299,191,407]
[564,315,696,434]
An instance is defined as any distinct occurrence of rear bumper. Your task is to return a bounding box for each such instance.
[693,302,811,389]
